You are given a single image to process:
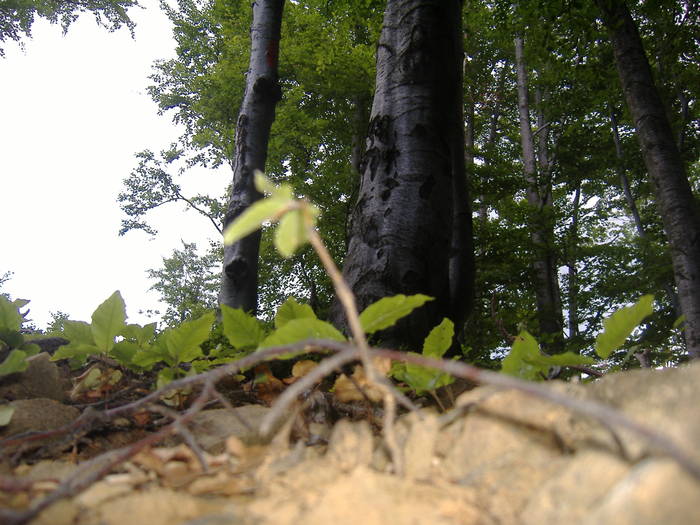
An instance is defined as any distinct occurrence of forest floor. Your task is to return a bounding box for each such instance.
[1,352,699,525]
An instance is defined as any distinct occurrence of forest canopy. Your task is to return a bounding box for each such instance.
[113,0,700,369]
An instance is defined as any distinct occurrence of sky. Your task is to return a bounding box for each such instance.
[0,1,228,329]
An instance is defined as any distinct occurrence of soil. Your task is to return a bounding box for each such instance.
[1,353,699,525]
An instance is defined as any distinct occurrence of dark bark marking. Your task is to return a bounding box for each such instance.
[401,270,421,289]
[225,257,250,282]
[419,175,435,199]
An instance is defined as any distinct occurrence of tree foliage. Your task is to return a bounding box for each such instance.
[0,0,137,57]
[119,0,699,369]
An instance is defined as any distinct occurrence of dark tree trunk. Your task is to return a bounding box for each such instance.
[336,0,473,348]
[596,0,700,358]
[220,0,284,313]
[514,36,564,351]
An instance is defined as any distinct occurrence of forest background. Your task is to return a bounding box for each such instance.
[2,0,699,370]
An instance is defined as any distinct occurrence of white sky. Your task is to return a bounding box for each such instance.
[0,1,228,329]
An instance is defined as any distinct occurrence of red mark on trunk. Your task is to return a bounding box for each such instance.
[266,40,279,69]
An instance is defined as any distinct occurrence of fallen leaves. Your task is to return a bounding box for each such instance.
[332,358,392,403]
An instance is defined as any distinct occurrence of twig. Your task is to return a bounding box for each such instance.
[303,206,403,473]
[4,336,700,525]
[259,346,359,436]
[373,347,700,481]
[0,392,210,525]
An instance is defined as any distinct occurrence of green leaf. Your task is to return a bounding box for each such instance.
[502,331,595,380]
[132,342,172,368]
[0,349,28,377]
[156,367,178,389]
[110,341,140,365]
[91,291,127,353]
[260,317,345,350]
[20,342,40,357]
[221,305,265,349]
[165,311,215,363]
[121,323,157,346]
[0,329,24,350]
[595,295,654,359]
[274,297,317,329]
[672,314,686,330]
[223,197,291,246]
[274,209,307,258]
[391,353,454,395]
[422,318,454,358]
[0,295,22,332]
[52,343,99,366]
[254,170,294,200]
[62,320,94,345]
[0,405,15,426]
[359,294,434,335]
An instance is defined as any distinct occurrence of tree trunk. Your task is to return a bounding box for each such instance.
[514,35,564,351]
[596,0,700,358]
[220,0,284,313]
[567,183,581,340]
[610,108,681,319]
[336,0,473,348]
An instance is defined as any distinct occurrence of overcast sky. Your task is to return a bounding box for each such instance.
[1,1,228,329]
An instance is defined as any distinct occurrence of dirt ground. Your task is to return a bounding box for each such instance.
[1,354,700,524]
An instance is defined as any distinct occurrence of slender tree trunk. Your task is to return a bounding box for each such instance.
[567,183,581,340]
[610,110,646,236]
[477,64,507,226]
[610,108,682,318]
[596,0,700,358]
[336,0,473,348]
[514,35,564,351]
[220,0,284,312]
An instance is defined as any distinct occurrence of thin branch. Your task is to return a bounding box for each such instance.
[173,189,223,234]
[3,336,700,525]
[303,206,403,473]
[373,347,700,481]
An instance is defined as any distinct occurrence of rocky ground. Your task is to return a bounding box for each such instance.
[1,352,699,524]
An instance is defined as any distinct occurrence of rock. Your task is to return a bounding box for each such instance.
[188,405,281,453]
[0,352,67,402]
[402,410,439,480]
[0,398,80,455]
[521,450,630,524]
[326,419,374,472]
[581,459,700,525]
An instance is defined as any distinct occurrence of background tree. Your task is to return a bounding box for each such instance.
[118,0,698,369]
[219,0,285,313]
[594,0,700,358]
[0,0,137,56]
[147,241,220,324]
[120,0,381,319]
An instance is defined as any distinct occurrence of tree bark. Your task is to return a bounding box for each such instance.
[336,0,473,348]
[220,0,284,313]
[596,0,700,358]
[514,35,564,351]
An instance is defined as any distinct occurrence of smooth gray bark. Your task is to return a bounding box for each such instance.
[514,36,564,350]
[337,0,473,348]
[596,0,700,358]
[220,0,284,312]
